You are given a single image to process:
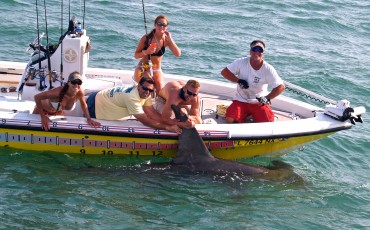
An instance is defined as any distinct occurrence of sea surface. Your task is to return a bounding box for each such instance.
[1,0,369,229]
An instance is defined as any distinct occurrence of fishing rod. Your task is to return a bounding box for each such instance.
[43,0,53,89]
[141,0,148,35]
[83,0,86,29]
[35,0,45,91]
[140,0,154,81]
[141,0,151,62]
[60,0,64,84]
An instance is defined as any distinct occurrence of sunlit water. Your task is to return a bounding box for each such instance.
[0,0,369,229]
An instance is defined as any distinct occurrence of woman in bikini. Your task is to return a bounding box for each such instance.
[133,15,181,94]
[33,71,101,131]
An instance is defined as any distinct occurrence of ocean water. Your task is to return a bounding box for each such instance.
[0,0,369,229]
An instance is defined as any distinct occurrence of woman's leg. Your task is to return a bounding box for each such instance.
[152,70,164,94]
[133,66,143,83]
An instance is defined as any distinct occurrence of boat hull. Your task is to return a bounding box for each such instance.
[0,126,334,159]
[0,61,360,159]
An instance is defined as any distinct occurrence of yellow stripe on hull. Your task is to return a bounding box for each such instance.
[210,133,332,159]
[0,128,333,159]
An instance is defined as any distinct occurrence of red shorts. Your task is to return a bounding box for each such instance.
[225,100,274,123]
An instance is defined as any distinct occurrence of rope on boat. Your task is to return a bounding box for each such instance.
[284,81,337,105]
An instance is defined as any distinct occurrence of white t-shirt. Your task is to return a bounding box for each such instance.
[95,85,152,120]
[227,57,283,103]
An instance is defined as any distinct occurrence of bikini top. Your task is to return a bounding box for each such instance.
[144,36,166,57]
[51,101,76,111]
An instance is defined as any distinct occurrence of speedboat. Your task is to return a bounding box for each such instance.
[0,17,365,159]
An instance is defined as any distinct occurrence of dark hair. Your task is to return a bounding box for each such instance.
[55,83,69,111]
[56,71,81,111]
[139,76,155,85]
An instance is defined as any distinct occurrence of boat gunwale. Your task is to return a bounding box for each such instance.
[0,122,351,140]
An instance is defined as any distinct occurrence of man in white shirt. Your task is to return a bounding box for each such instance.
[221,40,285,123]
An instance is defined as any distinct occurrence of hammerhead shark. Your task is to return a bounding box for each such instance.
[165,105,302,182]
[79,105,302,183]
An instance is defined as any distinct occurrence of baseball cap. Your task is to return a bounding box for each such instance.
[68,71,83,82]
[250,40,265,51]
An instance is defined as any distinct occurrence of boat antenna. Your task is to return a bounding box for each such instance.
[43,0,53,89]
[60,0,64,84]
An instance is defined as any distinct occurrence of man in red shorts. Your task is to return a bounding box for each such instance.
[221,40,285,123]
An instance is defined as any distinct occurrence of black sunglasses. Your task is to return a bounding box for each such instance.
[251,46,264,53]
[156,22,168,27]
[141,85,154,93]
[187,89,198,97]
[70,79,82,85]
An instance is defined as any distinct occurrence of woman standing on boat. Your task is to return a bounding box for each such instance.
[133,15,181,94]
[33,71,101,131]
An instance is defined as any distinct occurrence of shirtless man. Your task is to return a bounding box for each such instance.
[156,80,202,128]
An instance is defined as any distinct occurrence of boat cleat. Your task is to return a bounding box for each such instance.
[324,100,366,124]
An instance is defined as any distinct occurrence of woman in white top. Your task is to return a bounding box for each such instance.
[33,71,101,131]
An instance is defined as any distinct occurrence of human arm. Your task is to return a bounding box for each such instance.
[161,98,195,129]
[134,35,157,59]
[164,31,181,57]
[34,89,59,131]
[134,105,182,134]
[256,84,286,105]
[188,98,202,124]
[78,93,101,128]
[267,83,285,100]
[221,67,239,83]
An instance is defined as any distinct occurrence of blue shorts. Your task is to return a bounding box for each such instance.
[86,92,98,119]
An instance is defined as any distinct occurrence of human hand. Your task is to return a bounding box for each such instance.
[41,115,51,131]
[87,118,101,128]
[256,96,271,106]
[167,125,182,134]
[177,118,195,129]
[146,44,157,55]
[164,31,173,43]
[238,79,249,89]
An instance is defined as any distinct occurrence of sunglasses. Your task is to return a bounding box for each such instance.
[156,22,168,27]
[70,79,82,85]
[141,85,155,93]
[187,89,198,97]
[251,46,264,53]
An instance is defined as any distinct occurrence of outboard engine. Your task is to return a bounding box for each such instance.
[324,100,366,125]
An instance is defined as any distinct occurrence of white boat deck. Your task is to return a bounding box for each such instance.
[0,87,296,125]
